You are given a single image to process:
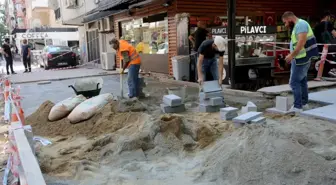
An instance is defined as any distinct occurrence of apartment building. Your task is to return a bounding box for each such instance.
[49,0,100,64]
[5,0,27,33]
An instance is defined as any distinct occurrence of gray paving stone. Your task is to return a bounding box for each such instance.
[199,103,226,113]
[276,96,291,111]
[266,107,295,115]
[301,104,336,123]
[233,112,263,124]
[201,80,222,93]
[161,104,186,113]
[199,91,224,100]
[220,107,239,113]
[163,94,182,107]
[234,122,245,128]
[200,97,225,106]
[251,117,266,124]
[221,112,238,121]
[308,89,336,105]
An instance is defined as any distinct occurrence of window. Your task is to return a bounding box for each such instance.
[55,8,61,20]
[48,46,70,52]
[120,13,168,55]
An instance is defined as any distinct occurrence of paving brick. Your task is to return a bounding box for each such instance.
[251,117,266,124]
[199,103,226,113]
[276,96,291,112]
[233,112,263,124]
[199,91,224,100]
[266,107,295,115]
[221,112,238,121]
[220,107,239,113]
[200,97,225,106]
[201,80,222,93]
[163,94,182,107]
[161,104,186,113]
[234,122,245,128]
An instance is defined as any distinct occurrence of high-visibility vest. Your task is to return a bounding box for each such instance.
[291,19,319,65]
[118,40,141,66]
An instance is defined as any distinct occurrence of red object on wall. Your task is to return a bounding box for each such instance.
[264,12,276,26]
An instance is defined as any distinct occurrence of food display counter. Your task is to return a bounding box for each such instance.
[211,26,277,88]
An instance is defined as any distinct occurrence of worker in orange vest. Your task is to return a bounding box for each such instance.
[110,38,141,98]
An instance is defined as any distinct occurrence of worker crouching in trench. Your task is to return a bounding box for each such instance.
[110,38,141,99]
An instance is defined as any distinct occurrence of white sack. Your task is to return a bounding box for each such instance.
[48,95,86,121]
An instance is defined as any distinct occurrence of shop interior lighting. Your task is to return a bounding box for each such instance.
[162,0,173,7]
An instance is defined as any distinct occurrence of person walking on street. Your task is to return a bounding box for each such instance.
[21,39,31,73]
[282,11,319,112]
[197,36,227,86]
[2,38,16,75]
[110,38,141,99]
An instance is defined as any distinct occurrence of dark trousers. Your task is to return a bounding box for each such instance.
[5,57,14,74]
[23,57,31,71]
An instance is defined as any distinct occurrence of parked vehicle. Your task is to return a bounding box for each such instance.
[40,45,78,70]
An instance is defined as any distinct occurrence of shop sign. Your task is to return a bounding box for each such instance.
[211,26,277,35]
[21,33,49,39]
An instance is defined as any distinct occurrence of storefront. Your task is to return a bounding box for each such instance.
[119,13,169,73]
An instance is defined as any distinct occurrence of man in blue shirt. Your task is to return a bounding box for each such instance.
[283,11,319,112]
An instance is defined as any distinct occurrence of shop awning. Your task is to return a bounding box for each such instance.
[83,10,123,23]
[11,28,26,34]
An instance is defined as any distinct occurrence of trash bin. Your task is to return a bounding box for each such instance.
[172,55,190,81]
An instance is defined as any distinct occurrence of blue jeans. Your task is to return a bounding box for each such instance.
[128,64,140,98]
[289,59,311,109]
[201,57,218,81]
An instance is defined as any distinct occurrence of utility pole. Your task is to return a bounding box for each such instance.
[227,0,236,89]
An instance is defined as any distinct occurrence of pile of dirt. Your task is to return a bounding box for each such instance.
[196,117,336,185]
[26,100,150,138]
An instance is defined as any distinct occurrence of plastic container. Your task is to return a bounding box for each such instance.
[172,55,190,81]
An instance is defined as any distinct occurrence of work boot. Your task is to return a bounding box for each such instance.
[11,72,17,74]
[6,72,9,75]
[24,69,28,73]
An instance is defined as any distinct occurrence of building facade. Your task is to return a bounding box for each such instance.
[5,0,27,33]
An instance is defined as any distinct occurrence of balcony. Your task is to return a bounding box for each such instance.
[54,8,61,20]
[64,0,79,9]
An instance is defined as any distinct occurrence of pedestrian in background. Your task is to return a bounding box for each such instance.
[2,38,16,75]
[21,39,31,73]
[282,11,319,112]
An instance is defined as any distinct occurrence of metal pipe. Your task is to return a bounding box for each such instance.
[227,0,236,89]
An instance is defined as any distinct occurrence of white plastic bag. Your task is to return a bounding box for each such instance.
[67,93,113,124]
[48,95,86,121]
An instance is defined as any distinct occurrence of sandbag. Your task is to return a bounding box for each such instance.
[48,95,86,121]
[67,93,114,124]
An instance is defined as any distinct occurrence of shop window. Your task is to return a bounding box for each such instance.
[120,13,168,55]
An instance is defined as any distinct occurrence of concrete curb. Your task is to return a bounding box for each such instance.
[159,78,264,98]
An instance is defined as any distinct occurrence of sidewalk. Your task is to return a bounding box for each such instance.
[3,61,119,84]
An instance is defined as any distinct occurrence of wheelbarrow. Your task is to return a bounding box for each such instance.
[69,77,103,99]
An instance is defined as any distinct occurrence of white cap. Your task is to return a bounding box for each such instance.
[214,36,226,52]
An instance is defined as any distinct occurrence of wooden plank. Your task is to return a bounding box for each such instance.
[12,128,46,185]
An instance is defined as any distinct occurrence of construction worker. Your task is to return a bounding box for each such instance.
[110,38,141,99]
[282,11,319,112]
[197,36,227,86]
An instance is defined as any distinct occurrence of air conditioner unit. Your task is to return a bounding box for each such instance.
[101,52,115,70]
[104,17,113,31]
[98,19,104,32]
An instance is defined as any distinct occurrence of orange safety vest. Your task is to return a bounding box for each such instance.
[118,40,141,66]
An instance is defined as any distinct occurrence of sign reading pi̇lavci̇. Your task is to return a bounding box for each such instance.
[211,26,277,35]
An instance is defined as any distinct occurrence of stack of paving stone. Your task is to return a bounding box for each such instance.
[199,81,225,113]
[161,94,186,113]
[232,111,266,128]
[220,107,239,120]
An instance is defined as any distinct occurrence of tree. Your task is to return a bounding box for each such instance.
[0,4,8,43]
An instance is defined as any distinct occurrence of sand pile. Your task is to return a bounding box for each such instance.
[25,100,148,138]
[196,117,336,185]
